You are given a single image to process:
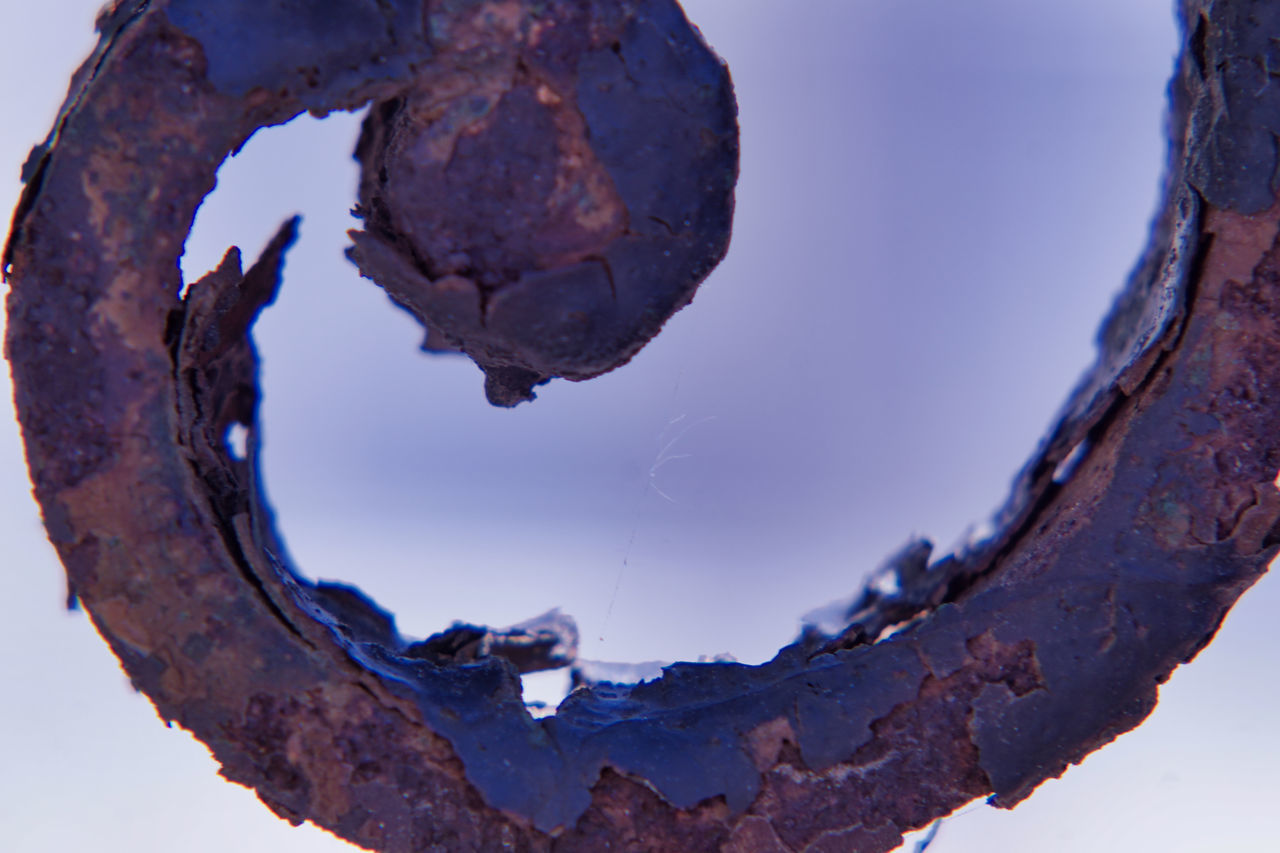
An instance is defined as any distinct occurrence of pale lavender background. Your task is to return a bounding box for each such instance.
[2,1,1277,851]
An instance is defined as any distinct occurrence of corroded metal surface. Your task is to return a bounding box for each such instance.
[5,1,1280,851]
[349,1,737,405]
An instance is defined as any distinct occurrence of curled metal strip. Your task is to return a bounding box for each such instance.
[6,1,1280,850]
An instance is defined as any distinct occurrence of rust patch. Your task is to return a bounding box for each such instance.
[746,717,798,772]
[723,816,792,853]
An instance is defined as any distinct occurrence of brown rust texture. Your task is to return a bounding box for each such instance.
[5,10,531,852]
[728,636,1037,852]
[949,201,1280,808]
[348,0,737,406]
[218,684,539,852]
[5,1,1280,852]
[1186,209,1280,553]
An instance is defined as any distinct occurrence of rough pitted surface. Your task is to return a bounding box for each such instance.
[5,1,1280,851]
[348,0,737,405]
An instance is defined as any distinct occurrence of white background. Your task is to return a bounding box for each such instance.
[2,1,1277,851]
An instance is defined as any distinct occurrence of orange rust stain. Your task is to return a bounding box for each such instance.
[90,268,173,355]
[93,596,156,655]
[1200,206,1280,299]
[82,152,133,258]
[535,83,562,106]
[745,716,796,772]
[449,1,526,53]
[723,816,791,853]
[1226,479,1280,556]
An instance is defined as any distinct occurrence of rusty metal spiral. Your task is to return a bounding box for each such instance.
[6,1,1280,850]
